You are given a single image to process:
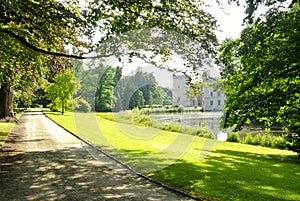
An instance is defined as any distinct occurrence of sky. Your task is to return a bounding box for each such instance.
[90,1,247,88]
[117,2,246,88]
[207,1,245,42]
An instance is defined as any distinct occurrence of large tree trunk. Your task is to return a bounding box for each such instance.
[0,80,17,122]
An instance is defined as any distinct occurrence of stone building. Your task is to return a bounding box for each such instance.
[172,74,225,111]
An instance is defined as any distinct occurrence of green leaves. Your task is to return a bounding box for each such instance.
[95,66,119,112]
[46,69,78,115]
[220,3,300,152]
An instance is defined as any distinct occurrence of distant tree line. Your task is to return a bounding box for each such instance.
[75,63,172,112]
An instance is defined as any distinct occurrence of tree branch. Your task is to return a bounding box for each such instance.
[1,29,115,59]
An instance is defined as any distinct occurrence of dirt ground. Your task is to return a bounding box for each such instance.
[0,111,194,201]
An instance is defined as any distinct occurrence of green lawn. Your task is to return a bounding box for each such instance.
[0,123,14,147]
[0,113,23,148]
[45,111,300,201]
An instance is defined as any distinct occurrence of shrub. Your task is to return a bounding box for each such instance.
[140,108,151,115]
[161,121,181,133]
[162,123,171,131]
[202,132,215,139]
[227,132,240,142]
[180,126,197,135]
[252,133,262,145]
[72,97,91,112]
[285,133,300,154]
[168,122,181,132]
[132,115,153,127]
[196,126,210,137]
[244,134,254,144]
[132,107,140,115]
[272,136,287,149]
[130,113,153,127]
[261,134,273,147]
[47,99,62,112]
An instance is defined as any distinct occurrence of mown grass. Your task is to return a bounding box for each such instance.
[0,123,14,147]
[44,111,300,201]
[0,113,22,148]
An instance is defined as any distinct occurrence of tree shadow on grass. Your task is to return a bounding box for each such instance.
[151,149,300,201]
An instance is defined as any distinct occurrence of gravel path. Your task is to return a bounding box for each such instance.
[0,111,194,201]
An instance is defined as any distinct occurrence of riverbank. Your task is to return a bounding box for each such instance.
[44,111,300,201]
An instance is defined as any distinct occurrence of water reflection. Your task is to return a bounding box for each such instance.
[151,112,228,141]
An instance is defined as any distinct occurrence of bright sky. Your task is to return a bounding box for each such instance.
[96,1,247,88]
[207,1,245,42]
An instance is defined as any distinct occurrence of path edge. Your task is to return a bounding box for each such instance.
[43,111,205,201]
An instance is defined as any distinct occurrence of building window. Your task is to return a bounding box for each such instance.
[218,100,221,106]
[210,92,213,97]
[218,92,221,97]
[210,100,213,106]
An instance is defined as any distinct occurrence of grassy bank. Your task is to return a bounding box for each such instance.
[45,111,300,201]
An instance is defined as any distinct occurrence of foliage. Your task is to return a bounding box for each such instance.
[95,66,121,112]
[220,3,300,153]
[74,60,106,110]
[97,111,211,138]
[0,0,89,57]
[162,87,173,106]
[72,97,91,113]
[116,68,166,110]
[1,0,219,119]
[129,91,145,109]
[243,133,288,150]
[0,0,87,119]
[227,132,240,142]
[131,114,153,127]
[228,0,299,23]
[244,134,254,145]
[46,69,79,115]
[285,133,300,154]
[0,30,48,118]
[162,122,181,133]
[185,81,203,102]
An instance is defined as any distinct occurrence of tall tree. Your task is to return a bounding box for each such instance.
[0,32,48,120]
[74,60,106,110]
[220,3,300,153]
[112,66,123,112]
[116,68,165,110]
[95,67,118,112]
[46,69,79,115]
[0,0,89,120]
[129,90,145,109]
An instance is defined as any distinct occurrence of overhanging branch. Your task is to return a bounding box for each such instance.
[2,29,115,59]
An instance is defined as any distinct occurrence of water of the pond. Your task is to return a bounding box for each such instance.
[150,112,228,141]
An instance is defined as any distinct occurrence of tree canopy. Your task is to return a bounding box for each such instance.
[46,69,79,115]
[220,3,300,153]
[227,0,299,23]
[95,66,121,112]
[0,0,220,119]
